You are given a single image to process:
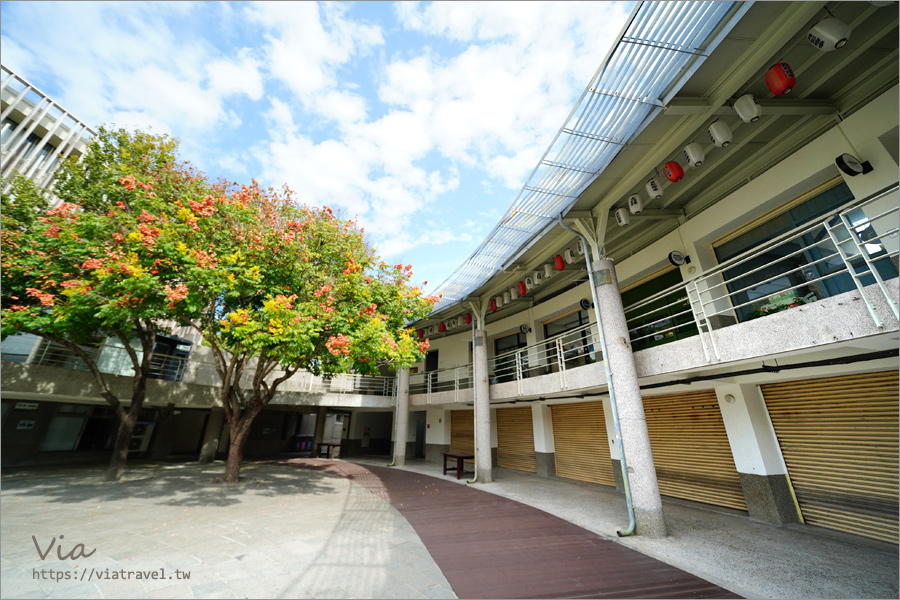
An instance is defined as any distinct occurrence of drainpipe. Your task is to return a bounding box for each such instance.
[557,214,636,537]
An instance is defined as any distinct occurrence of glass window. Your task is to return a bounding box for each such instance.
[622,268,697,351]
[492,332,527,383]
[714,183,897,322]
[543,310,593,373]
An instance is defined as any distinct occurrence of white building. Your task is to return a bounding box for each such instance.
[396,1,899,545]
[2,2,898,548]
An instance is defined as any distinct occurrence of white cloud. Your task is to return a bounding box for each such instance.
[246,2,383,104]
[2,2,264,141]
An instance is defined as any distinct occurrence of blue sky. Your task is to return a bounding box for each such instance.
[1,1,631,294]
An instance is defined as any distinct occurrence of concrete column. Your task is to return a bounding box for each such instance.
[602,396,624,492]
[312,406,327,456]
[592,258,666,538]
[716,384,802,525]
[198,407,225,464]
[531,404,556,478]
[473,329,493,483]
[393,370,410,466]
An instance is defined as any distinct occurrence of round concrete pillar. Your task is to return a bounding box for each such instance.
[393,369,410,466]
[198,407,225,464]
[592,258,666,538]
[473,329,493,483]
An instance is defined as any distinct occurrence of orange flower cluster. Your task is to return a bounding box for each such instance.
[326,334,351,356]
[164,284,189,308]
[26,287,55,306]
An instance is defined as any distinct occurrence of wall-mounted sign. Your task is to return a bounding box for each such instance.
[14,402,38,411]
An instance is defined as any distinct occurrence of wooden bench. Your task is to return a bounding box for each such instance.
[442,452,475,480]
[318,442,342,459]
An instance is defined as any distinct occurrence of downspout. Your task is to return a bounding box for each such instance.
[467,307,479,484]
[386,369,400,467]
[557,213,636,537]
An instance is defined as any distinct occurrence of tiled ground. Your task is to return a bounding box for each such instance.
[0,462,455,599]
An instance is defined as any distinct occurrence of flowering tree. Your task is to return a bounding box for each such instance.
[1,127,210,481]
[177,181,436,483]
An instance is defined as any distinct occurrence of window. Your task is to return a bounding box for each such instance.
[543,309,594,373]
[714,182,898,322]
[622,268,697,351]
[492,332,527,383]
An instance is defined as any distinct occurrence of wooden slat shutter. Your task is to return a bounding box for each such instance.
[762,371,899,544]
[497,407,536,472]
[450,410,474,456]
[551,402,615,486]
[643,390,747,511]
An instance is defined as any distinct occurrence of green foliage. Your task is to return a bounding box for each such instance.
[1,127,208,346]
[182,181,437,379]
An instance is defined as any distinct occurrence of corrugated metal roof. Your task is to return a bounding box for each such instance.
[432,1,752,308]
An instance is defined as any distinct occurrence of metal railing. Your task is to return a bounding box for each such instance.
[30,339,189,382]
[620,186,899,362]
[687,186,898,361]
[488,322,601,393]
[409,364,473,403]
[408,186,898,395]
[4,338,397,397]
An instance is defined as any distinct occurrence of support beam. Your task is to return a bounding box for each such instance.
[592,258,666,537]
[393,370,410,466]
[198,407,225,464]
[472,328,493,483]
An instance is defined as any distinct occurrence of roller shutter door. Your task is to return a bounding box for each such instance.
[762,371,899,544]
[551,402,615,486]
[450,410,474,456]
[497,407,536,472]
[643,390,747,511]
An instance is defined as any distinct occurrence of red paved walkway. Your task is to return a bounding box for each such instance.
[278,459,742,599]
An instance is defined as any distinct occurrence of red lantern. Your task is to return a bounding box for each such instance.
[766,62,795,96]
[518,281,527,295]
[554,255,565,270]
[418,329,424,338]
[490,299,498,312]
[439,322,446,332]
[465,313,472,324]
[664,161,684,182]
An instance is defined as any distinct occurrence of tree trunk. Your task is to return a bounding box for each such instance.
[224,414,255,483]
[106,405,140,481]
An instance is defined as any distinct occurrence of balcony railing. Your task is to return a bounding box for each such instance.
[2,339,397,397]
[409,364,473,403]
[409,186,899,396]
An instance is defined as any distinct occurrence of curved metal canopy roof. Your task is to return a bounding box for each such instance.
[430,0,752,308]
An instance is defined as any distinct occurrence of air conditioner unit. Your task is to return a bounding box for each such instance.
[127,422,156,453]
[628,194,643,215]
[576,240,585,255]
[533,271,543,286]
[708,121,733,147]
[646,177,663,200]
[525,276,534,290]
[563,249,577,264]
[614,207,630,227]
[683,142,704,167]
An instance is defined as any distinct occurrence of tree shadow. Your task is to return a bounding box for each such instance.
[0,459,342,508]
